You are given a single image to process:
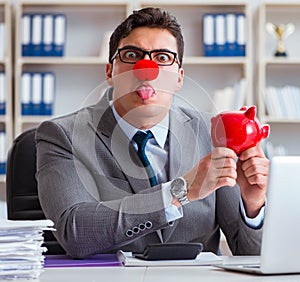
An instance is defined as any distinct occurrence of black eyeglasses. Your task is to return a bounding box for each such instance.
[111,46,180,66]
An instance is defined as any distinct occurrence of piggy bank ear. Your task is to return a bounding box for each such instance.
[244,106,256,120]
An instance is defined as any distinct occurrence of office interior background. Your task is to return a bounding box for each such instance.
[0,0,299,220]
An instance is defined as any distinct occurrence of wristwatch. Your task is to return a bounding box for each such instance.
[171,177,190,206]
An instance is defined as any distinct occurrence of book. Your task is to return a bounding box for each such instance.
[117,251,222,267]
[0,72,5,115]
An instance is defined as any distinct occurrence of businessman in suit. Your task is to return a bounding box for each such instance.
[36,7,269,258]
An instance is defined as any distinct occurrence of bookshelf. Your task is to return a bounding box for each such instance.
[258,1,300,156]
[137,0,253,114]
[0,0,12,191]
[14,0,253,137]
[14,0,133,136]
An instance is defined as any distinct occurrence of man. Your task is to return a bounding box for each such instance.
[36,7,269,258]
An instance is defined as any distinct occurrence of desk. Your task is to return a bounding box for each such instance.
[15,257,300,282]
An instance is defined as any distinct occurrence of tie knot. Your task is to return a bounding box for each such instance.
[133,131,153,151]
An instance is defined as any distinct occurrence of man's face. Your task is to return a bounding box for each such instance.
[106,27,184,129]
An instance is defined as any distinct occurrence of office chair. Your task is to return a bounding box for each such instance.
[6,128,65,254]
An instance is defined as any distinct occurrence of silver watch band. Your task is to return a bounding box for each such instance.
[178,194,190,206]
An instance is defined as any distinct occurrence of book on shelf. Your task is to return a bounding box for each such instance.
[265,85,300,119]
[0,72,6,115]
[22,13,66,57]
[21,72,55,116]
[211,78,247,113]
[0,128,6,174]
[203,13,246,57]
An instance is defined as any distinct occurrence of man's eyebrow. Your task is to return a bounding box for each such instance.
[120,45,174,52]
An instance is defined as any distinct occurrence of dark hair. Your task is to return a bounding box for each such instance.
[109,7,184,67]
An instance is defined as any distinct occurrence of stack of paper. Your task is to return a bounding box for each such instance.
[0,219,54,280]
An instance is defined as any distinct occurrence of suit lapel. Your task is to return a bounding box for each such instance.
[89,91,151,194]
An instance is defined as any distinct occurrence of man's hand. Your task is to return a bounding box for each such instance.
[237,146,270,218]
[184,147,237,201]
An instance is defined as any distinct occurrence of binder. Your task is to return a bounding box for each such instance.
[225,13,237,56]
[32,72,43,115]
[21,14,31,56]
[42,14,54,56]
[54,14,66,56]
[215,14,226,56]
[21,72,31,115]
[0,72,5,115]
[32,14,43,56]
[236,13,246,56]
[0,129,6,174]
[203,14,215,57]
[0,22,5,59]
[42,72,55,115]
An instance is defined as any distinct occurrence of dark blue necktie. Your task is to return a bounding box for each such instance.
[133,131,158,186]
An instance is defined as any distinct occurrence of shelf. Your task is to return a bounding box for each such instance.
[20,56,108,65]
[183,56,248,65]
[262,116,300,124]
[265,58,300,65]
[258,1,300,156]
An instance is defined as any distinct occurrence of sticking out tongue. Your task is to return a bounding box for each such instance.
[136,85,155,100]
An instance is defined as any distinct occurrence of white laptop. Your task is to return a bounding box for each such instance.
[216,156,300,274]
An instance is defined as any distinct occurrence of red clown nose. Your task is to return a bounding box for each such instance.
[133,60,159,81]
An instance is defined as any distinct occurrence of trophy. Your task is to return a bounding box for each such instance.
[266,22,295,57]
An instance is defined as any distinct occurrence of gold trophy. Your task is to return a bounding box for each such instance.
[266,22,295,57]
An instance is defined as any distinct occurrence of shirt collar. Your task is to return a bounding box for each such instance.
[110,102,169,148]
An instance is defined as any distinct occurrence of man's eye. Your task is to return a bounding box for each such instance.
[124,51,140,59]
[155,53,171,63]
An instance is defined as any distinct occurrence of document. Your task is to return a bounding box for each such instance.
[117,251,222,267]
[0,219,54,280]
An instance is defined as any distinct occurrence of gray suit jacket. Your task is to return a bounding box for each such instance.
[36,89,262,258]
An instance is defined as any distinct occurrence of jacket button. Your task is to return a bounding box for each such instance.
[126,230,134,237]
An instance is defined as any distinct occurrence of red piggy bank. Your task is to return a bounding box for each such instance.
[211,106,270,155]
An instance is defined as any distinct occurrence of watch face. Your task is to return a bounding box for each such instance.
[171,178,186,198]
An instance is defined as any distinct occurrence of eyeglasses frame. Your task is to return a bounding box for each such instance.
[110,46,180,66]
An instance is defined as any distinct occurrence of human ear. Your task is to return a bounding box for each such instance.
[175,68,184,91]
[106,63,113,86]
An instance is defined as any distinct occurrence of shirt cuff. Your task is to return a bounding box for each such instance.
[161,181,183,222]
[240,198,265,229]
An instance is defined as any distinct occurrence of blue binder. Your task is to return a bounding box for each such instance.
[42,14,54,56]
[21,72,32,115]
[21,14,32,56]
[31,14,43,56]
[0,72,5,115]
[215,14,226,56]
[0,129,6,174]
[42,72,55,115]
[203,13,215,56]
[236,13,246,56]
[31,72,43,115]
[53,14,66,56]
[225,13,237,56]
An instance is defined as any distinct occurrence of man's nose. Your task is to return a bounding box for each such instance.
[143,53,152,60]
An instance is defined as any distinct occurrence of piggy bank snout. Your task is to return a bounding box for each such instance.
[261,124,270,139]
